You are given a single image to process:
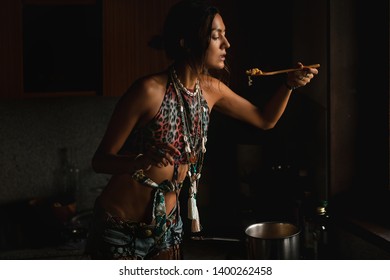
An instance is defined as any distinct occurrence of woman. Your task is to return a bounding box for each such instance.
[86,0,318,260]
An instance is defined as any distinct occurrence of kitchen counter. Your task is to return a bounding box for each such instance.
[0,238,247,260]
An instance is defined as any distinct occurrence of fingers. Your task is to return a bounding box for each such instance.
[157,148,174,166]
[163,143,181,156]
[296,62,304,69]
[297,71,312,81]
[146,143,180,168]
[286,65,318,89]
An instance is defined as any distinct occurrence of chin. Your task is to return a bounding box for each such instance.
[206,62,225,71]
[214,62,225,70]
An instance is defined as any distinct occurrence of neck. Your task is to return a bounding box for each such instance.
[172,63,199,89]
[171,68,200,97]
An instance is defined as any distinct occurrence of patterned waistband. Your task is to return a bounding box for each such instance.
[131,169,181,243]
[101,212,156,239]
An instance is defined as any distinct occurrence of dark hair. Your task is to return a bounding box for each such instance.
[162,0,219,74]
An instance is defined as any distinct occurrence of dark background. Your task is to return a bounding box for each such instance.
[0,0,389,259]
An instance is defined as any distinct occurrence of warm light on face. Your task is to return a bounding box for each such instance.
[205,14,230,70]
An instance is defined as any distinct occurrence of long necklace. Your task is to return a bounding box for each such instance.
[172,68,200,97]
[171,68,205,163]
[170,67,207,232]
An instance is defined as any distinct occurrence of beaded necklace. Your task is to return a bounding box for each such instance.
[170,67,207,232]
[172,68,200,97]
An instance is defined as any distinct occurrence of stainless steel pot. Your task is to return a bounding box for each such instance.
[245,222,300,259]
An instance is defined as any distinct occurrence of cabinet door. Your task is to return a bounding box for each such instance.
[0,0,181,98]
[0,0,23,98]
[102,0,179,96]
[22,0,101,97]
[0,0,101,98]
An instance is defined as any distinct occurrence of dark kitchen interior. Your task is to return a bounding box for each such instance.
[0,0,389,260]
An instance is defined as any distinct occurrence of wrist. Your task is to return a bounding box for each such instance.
[284,81,296,91]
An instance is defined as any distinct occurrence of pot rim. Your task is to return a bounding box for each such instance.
[245,221,301,240]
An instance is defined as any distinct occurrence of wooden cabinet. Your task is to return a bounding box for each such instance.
[0,0,178,98]
[102,0,178,97]
[1,0,23,98]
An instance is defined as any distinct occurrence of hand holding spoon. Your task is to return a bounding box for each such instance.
[246,63,320,76]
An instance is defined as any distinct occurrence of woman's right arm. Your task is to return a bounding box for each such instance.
[91,79,157,175]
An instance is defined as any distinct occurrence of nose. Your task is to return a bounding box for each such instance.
[223,36,231,49]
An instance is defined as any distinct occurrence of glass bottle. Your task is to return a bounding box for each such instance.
[60,147,80,205]
[313,200,330,259]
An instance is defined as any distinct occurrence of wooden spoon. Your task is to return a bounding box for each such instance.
[246,63,320,76]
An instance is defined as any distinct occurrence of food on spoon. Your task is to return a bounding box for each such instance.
[246,68,263,76]
[246,63,320,76]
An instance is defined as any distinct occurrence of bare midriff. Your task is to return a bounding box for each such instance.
[97,163,188,223]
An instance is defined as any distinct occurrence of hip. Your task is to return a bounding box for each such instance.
[86,202,183,259]
[98,174,179,222]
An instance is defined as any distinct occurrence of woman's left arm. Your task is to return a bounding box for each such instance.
[212,64,318,130]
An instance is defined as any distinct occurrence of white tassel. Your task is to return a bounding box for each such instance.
[188,196,201,232]
[188,196,198,219]
[188,180,201,232]
[192,216,201,232]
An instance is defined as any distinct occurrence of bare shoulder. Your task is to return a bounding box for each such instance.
[118,72,167,109]
[113,71,169,124]
[124,71,168,100]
